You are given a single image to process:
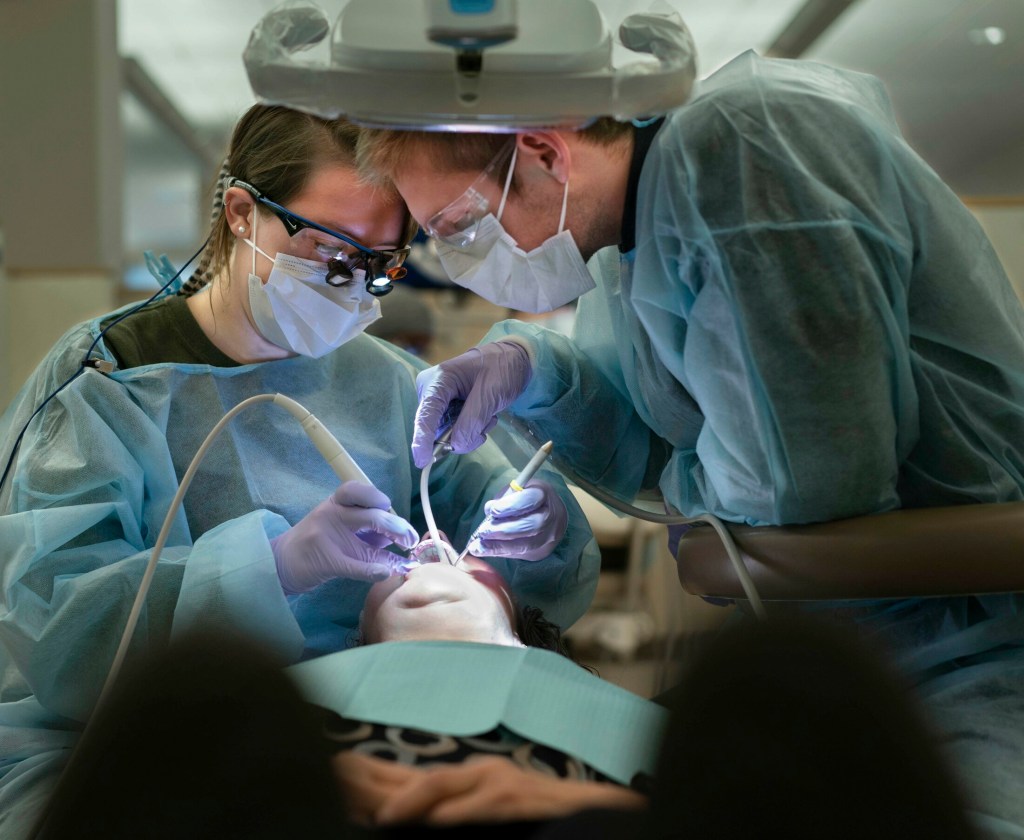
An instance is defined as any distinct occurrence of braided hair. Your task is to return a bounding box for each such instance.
[177,158,231,297]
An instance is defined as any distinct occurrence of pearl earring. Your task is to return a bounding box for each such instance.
[238,225,246,233]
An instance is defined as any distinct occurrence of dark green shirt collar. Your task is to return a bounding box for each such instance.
[619,118,666,254]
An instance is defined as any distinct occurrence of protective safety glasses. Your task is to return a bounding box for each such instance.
[423,140,516,248]
[229,178,410,296]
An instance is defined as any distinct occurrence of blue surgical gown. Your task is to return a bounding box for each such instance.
[489,52,1024,525]
[486,52,1024,834]
[0,308,599,835]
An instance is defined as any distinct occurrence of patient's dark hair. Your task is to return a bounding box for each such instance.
[514,604,572,658]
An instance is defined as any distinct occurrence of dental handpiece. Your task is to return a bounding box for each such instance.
[430,398,466,464]
[454,440,554,567]
[287,398,423,564]
[272,394,398,514]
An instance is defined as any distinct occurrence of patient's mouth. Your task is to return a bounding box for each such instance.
[407,532,459,566]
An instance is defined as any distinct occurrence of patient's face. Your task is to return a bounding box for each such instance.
[360,548,521,647]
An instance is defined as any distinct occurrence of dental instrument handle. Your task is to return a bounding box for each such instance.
[433,426,455,463]
[273,394,396,514]
[510,440,553,491]
[455,440,553,565]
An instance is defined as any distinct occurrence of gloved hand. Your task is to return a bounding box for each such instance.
[667,523,692,560]
[271,481,419,594]
[412,340,533,469]
[467,480,568,561]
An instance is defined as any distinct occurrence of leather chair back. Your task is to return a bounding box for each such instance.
[676,502,1024,601]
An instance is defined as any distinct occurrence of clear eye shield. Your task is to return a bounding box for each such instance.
[242,0,698,131]
[229,178,410,296]
[423,140,516,248]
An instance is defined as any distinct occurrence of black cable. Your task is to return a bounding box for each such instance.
[0,235,211,498]
[0,367,87,496]
[80,234,212,370]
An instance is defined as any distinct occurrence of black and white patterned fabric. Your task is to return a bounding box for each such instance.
[319,710,614,783]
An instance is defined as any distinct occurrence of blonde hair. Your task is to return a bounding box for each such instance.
[356,118,633,189]
[180,105,384,297]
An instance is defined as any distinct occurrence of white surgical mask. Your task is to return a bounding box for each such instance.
[244,212,380,358]
[434,147,596,314]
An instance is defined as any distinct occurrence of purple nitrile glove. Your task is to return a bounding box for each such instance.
[411,340,533,469]
[667,522,729,606]
[667,523,692,561]
[271,481,419,594]
[467,479,568,562]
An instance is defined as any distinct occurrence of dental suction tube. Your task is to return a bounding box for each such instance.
[503,417,767,618]
[97,393,383,711]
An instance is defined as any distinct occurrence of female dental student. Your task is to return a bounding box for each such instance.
[0,104,598,836]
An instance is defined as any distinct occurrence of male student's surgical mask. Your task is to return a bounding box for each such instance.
[433,146,596,314]
[244,211,381,358]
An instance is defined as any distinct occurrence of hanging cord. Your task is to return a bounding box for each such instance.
[97,391,385,708]
[417,401,464,565]
[33,392,368,840]
[565,467,766,620]
[499,413,765,617]
[98,394,277,707]
[419,454,446,557]
[0,235,211,500]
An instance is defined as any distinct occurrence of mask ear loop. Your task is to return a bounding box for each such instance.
[243,209,274,275]
[496,144,518,222]
[494,142,569,233]
[250,210,257,276]
[557,174,569,234]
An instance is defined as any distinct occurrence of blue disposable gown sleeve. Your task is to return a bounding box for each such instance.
[629,82,921,525]
[481,320,672,507]
[417,435,601,630]
[0,347,303,723]
[487,76,931,527]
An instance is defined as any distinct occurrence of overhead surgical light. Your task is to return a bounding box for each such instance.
[243,0,698,131]
[968,26,1006,46]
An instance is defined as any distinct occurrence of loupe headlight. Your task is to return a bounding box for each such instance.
[363,250,410,297]
[326,250,409,296]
